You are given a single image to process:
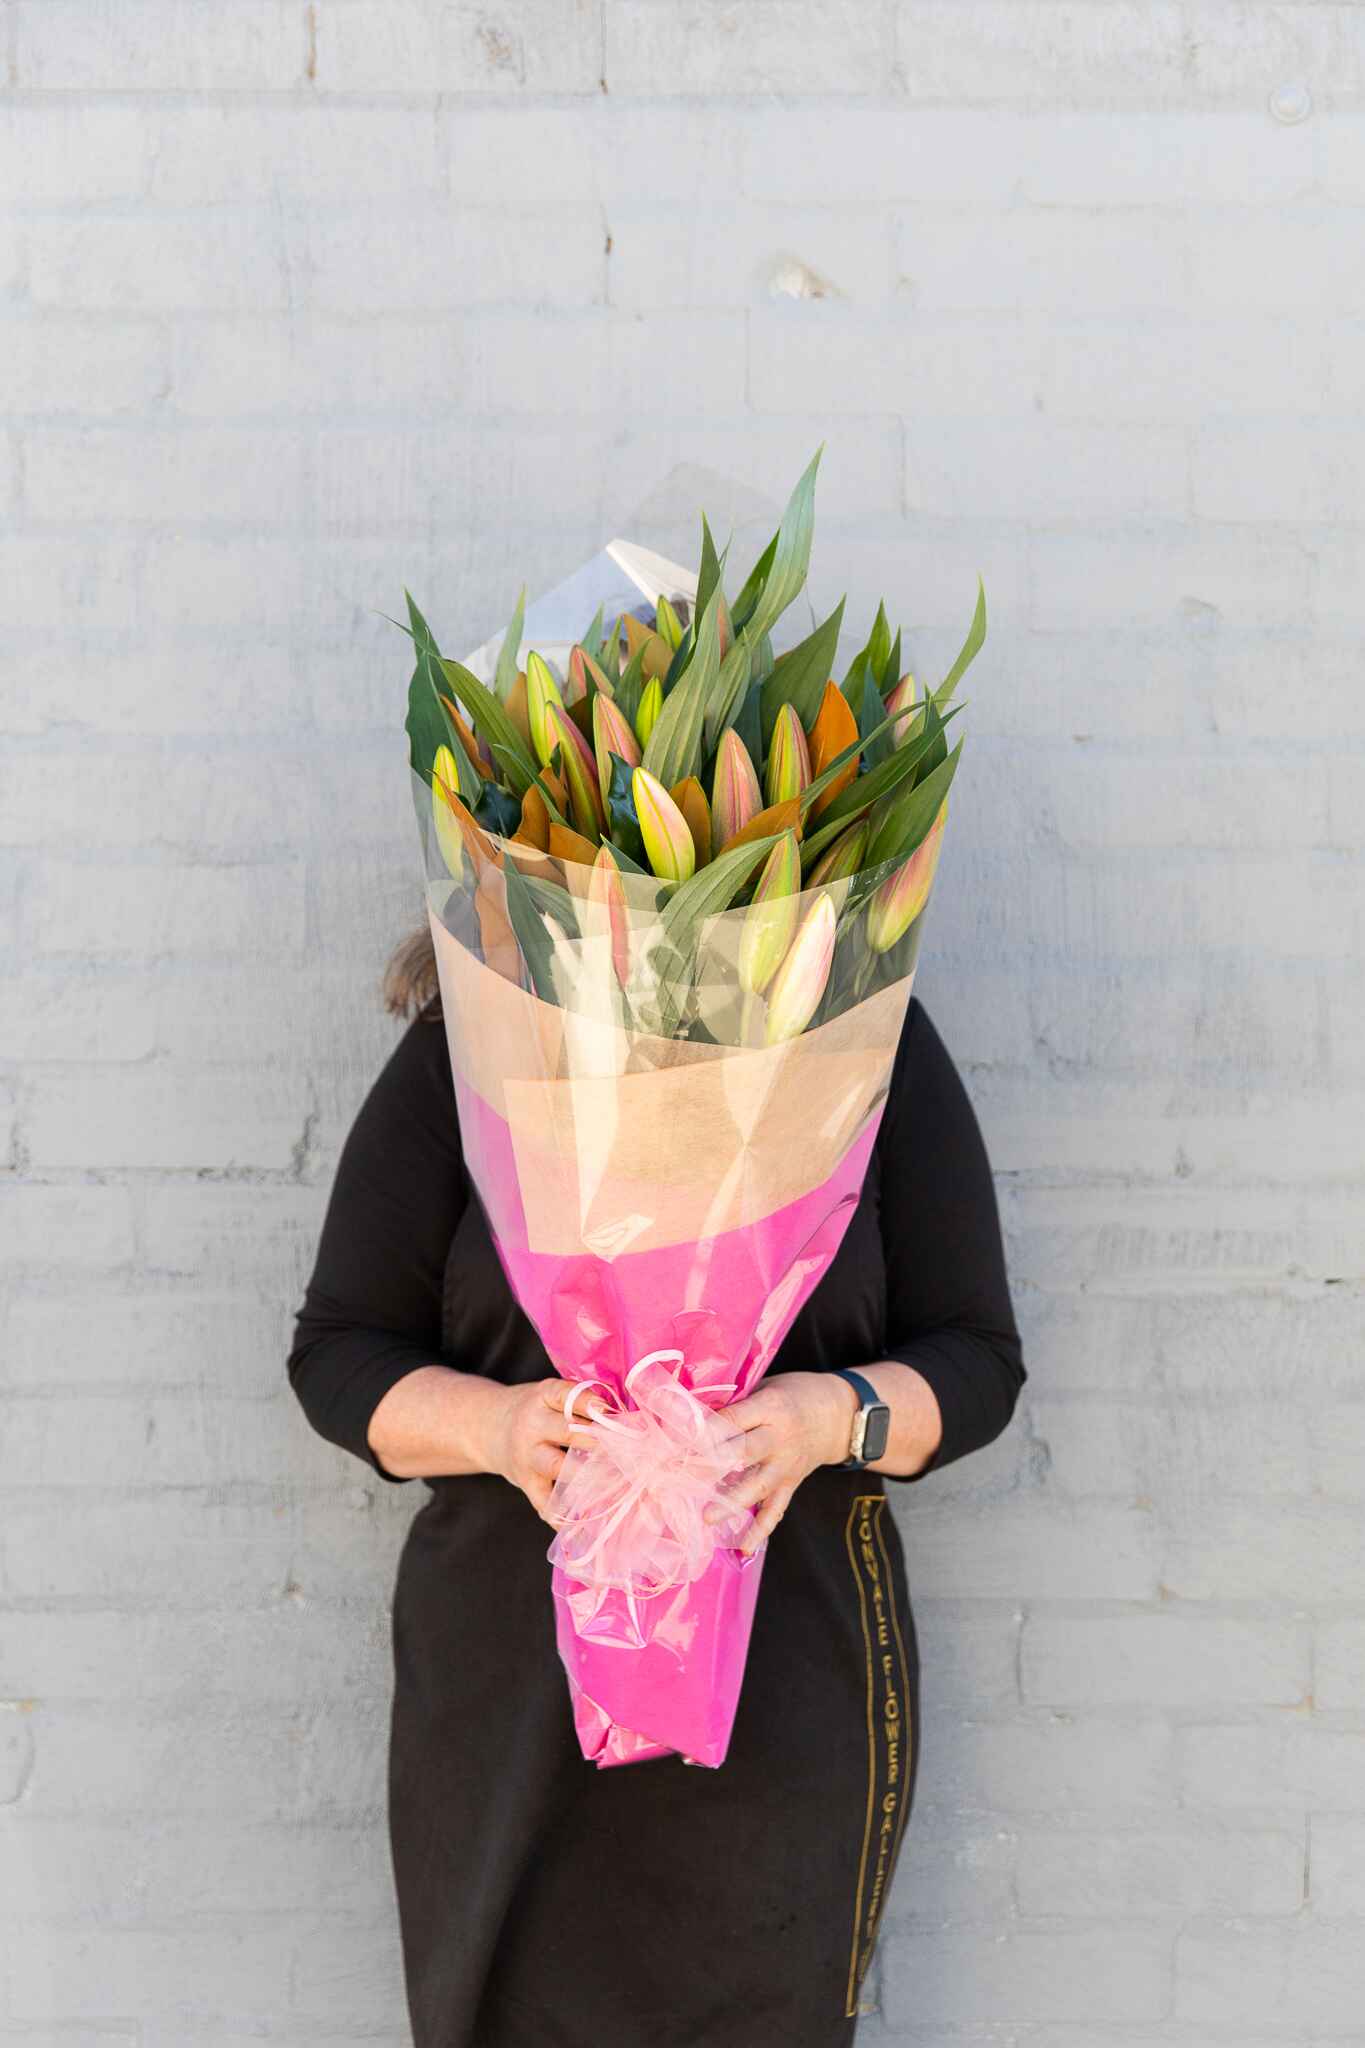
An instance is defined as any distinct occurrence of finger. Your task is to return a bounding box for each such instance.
[743,1485,793,1554]
[722,1392,778,1435]
[705,1459,775,1522]
[530,1441,565,1482]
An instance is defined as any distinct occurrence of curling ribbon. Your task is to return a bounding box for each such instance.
[547,1350,753,1615]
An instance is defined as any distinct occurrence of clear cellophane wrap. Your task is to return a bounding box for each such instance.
[418,776,928,1767]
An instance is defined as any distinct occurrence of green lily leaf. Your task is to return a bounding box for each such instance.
[743,448,821,645]
[439,656,540,799]
[501,855,560,1003]
[696,513,724,627]
[799,708,962,868]
[662,830,781,942]
[605,751,647,868]
[913,680,948,784]
[860,669,894,769]
[759,598,845,745]
[934,578,987,709]
[523,872,581,941]
[613,641,647,731]
[866,737,963,870]
[493,586,526,704]
[579,602,608,666]
[881,627,902,696]
[642,578,726,787]
[731,529,778,635]
[402,591,480,802]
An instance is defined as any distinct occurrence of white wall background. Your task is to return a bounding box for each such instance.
[2,2,1363,2041]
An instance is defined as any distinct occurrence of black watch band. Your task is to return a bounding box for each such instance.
[833,1368,892,1469]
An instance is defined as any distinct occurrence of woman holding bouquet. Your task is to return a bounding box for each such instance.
[288,945,1024,2048]
[291,463,1024,2043]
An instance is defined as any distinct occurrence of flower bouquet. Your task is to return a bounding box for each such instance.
[403,452,984,1767]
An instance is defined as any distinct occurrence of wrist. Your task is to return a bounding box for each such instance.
[822,1372,860,1466]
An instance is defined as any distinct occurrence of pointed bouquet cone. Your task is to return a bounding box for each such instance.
[404,470,982,1767]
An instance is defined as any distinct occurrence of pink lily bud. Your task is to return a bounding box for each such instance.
[527,652,565,767]
[806,819,869,888]
[765,702,812,806]
[568,643,613,705]
[866,800,947,953]
[764,894,837,1044]
[883,672,919,748]
[593,691,641,804]
[636,674,663,747]
[711,728,762,848]
[632,766,696,883]
[546,701,605,839]
[738,831,802,995]
[590,843,632,988]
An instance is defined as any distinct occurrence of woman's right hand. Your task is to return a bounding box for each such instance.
[479,1377,597,1524]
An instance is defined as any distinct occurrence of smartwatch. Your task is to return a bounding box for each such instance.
[833,1368,892,1469]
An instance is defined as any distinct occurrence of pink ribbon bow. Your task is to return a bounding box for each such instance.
[547,1350,755,1647]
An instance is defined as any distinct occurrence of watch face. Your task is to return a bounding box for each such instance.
[861,1402,892,1464]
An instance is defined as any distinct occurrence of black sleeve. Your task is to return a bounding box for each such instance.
[287,1011,466,1481]
[877,998,1026,1478]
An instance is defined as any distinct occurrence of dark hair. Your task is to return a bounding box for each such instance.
[383,926,440,1018]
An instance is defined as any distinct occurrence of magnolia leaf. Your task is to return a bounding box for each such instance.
[474,779,523,837]
[605,751,647,868]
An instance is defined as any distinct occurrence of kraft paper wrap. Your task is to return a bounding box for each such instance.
[430,908,912,1258]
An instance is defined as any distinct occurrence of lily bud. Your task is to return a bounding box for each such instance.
[636,674,663,747]
[624,613,673,680]
[883,672,919,747]
[546,702,605,839]
[431,747,465,879]
[593,691,641,805]
[655,593,684,652]
[737,831,802,995]
[568,643,613,706]
[866,800,947,953]
[808,679,859,818]
[711,728,762,848]
[527,651,565,767]
[765,894,837,1044]
[765,702,812,806]
[632,766,696,883]
[669,776,713,869]
[806,819,869,888]
[589,843,632,988]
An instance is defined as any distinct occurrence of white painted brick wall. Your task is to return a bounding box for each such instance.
[1,3,1361,2040]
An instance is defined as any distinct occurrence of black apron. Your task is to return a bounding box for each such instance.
[388,1161,920,2048]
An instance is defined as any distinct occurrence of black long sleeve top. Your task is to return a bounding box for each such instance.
[287,996,1025,1483]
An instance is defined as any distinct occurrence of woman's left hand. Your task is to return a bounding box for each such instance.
[704,1371,857,1554]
